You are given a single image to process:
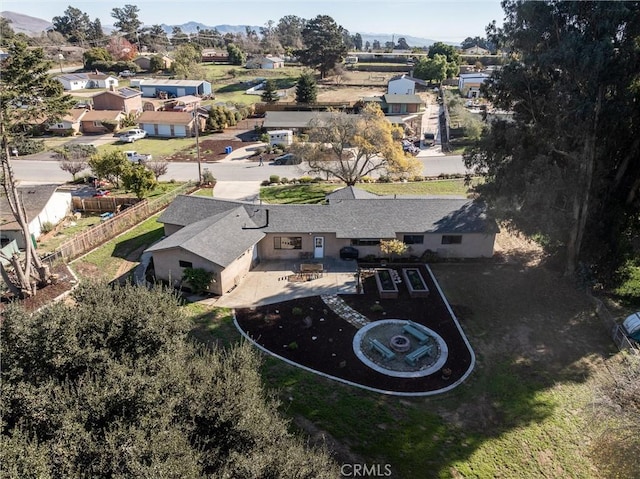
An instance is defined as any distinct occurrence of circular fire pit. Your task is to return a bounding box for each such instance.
[389,334,411,353]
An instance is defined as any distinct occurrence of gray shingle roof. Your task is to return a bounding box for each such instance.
[147,206,265,267]
[382,94,424,105]
[326,186,381,201]
[0,184,61,229]
[155,195,497,246]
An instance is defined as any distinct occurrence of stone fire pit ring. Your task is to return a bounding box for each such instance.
[389,334,411,352]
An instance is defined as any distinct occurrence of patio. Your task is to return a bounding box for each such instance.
[204,258,359,308]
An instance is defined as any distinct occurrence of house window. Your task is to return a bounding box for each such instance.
[274,236,302,250]
[403,235,424,245]
[351,239,380,246]
[55,123,64,129]
[179,260,193,268]
[441,235,462,245]
[93,121,102,127]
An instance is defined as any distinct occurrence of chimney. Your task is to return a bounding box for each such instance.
[110,85,116,92]
[265,209,269,227]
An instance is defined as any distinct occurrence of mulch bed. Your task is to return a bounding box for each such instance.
[235,264,474,395]
[0,264,77,313]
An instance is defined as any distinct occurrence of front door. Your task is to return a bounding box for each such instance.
[314,236,324,259]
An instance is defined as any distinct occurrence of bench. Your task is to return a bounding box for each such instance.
[369,339,396,361]
[403,322,429,345]
[405,344,433,366]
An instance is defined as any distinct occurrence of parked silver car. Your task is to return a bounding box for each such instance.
[120,129,146,143]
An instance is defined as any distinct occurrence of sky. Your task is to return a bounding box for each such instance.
[2,0,505,43]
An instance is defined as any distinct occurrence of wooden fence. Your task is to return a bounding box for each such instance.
[72,196,143,213]
[43,182,197,267]
[588,291,639,353]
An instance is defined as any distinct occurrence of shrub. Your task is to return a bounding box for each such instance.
[377,175,392,183]
[280,177,289,184]
[370,303,384,313]
[182,267,215,295]
[261,180,271,186]
[292,307,303,316]
[40,221,54,234]
[298,176,313,184]
[287,341,299,350]
[201,169,216,185]
[269,175,280,184]
[13,137,45,155]
[360,176,374,183]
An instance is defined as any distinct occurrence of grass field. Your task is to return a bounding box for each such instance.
[98,137,196,160]
[260,179,480,204]
[184,260,612,478]
[71,214,163,282]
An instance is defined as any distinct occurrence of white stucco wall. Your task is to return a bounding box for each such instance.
[388,77,415,95]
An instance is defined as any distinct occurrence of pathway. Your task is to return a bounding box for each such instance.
[320,294,370,329]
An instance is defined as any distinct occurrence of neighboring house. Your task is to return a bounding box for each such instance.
[262,111,338,131]
[381,94,424,115]
[202,50,229,62]
[0,184,72,249]
[138,79,212,98]
[0,49,9,61]
[245,55,285,69]
[56,73,119,91]
[462,45,491,55]
[137,110,200,137]
[91,87,143,114]
[80,110,125,134]
[133,55,173,71]
[164,95,201,112]
[47,108,88,135]
[387,75,429,95]
[458,73,491,98]
[145,192,498,295]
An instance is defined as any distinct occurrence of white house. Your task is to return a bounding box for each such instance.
[56,73,119,91]
[0,185,72,249]
[388,75,416,95]
[246,55,285,69]
[458,73,491,98]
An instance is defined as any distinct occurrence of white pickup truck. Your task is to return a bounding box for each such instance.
[119,128,146,143]
[125,151,152,164]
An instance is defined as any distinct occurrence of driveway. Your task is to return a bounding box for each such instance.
[202,258,359,308]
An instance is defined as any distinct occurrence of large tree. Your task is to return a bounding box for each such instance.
[275,15,306,50]
[296,15,348,79]
[0,283,339,477]
[111,4,142,43]
[292,103,420,185]
[464,0,640,278]
[428,41,461,78]
[260,79,279,104]
[52,6,93,45]
[0,41,75,297]
[295,72,318,104]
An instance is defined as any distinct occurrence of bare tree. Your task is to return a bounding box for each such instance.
[292,103,421,185]
[54,144,94,180]
[145,160,169,181]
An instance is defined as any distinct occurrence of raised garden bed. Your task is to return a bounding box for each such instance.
[402,268,430,298]
[375,268,399,299]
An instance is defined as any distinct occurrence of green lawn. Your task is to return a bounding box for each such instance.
[260,179,481,204]
[71,214,163,281]
[37,214,103,254]
[190,188,213,197]
[184,262,609,478]
[98,137,196,160]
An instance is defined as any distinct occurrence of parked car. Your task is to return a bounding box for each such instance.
[340,246,359,260]
[119,70,135,78]
[120,129,146,143]
[272,153,301,165]
[125,150,152,164]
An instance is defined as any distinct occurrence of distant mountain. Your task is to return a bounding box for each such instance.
[159,22,261,35]
[0,11,52,36]
[358,32,442,48]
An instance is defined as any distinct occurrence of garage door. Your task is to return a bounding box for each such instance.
[158,124,171,136]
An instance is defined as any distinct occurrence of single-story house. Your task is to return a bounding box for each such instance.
[201,50,229,63]
[458,73,491,98]
[0,184,72,249]
[79,110,125,134]
[262,111,339,131]
[138,79,212,99]
[137,110,201,137]
[381,94,424,115]
[462,45,491,55]
[91,87,143,114]
[387,75,429,95]
[47,108,88,135]
[145,192,498,295]
[133,55,173,71]
[246,55,285,69]
[56,73,119,91]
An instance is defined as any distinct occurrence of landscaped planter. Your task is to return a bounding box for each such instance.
[374,268,399,299]
[402,268,430,298]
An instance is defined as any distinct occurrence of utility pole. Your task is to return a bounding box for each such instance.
[194,109,202,184]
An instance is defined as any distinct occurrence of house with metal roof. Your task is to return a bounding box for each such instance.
[56,73,119,91]
[145,191,498,295]
[137,79,212,98]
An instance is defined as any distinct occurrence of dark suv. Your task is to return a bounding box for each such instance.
[340,246,359,260]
